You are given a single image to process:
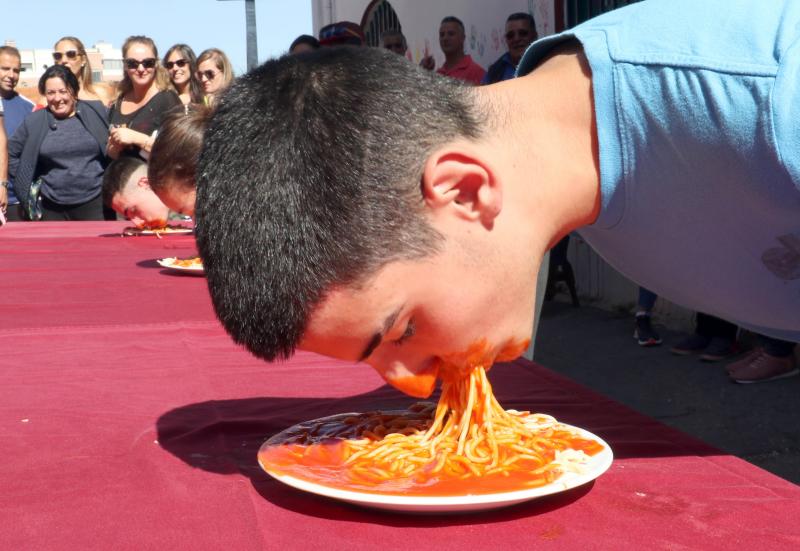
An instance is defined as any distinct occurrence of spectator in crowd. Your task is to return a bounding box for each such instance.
[147,105,210,217]
[196,48,234,106]
[102,156,170,228]
[671,313,739,361]
[52,36,113,105]
[381,29,407,56]
[483,13,538,85]
[194,1,799,393]
[634,288,662,347]
[318,21,365,47]
[289,35,320,55]
[7,65,108,221]
[420,16,485,85]
[0,45,35,220]
[163,44,203,106]
[728,336,797,383]
[0,111,7,218]
[108,36,181,160]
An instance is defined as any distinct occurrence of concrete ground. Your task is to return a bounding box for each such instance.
[535,299,800,485]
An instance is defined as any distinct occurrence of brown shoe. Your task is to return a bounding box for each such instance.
[728,349,798,384]
[725,348,760,375]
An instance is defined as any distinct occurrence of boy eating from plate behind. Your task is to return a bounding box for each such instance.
[102,156,171,229]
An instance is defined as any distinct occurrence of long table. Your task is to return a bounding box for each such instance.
[2,221,798,550]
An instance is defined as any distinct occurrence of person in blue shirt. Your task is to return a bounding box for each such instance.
[0,46,35,220]
[482,12,538,85]
[192,0,800,395]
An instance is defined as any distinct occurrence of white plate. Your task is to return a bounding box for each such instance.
[123,226,193,236]
[157,257,204,275]
[258,413,613,513]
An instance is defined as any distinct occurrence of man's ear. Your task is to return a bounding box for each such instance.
[136,176,151,190]
[421,143,502,228]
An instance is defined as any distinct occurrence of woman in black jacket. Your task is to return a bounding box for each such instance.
[8,64,109,221]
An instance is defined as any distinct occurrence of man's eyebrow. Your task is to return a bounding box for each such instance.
[359,305,403,362]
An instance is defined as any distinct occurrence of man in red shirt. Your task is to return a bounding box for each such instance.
[421,16,485,85]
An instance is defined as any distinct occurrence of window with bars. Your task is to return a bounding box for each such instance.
[361,0,402,48]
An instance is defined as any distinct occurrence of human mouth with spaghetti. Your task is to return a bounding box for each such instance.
[259,338,609,498]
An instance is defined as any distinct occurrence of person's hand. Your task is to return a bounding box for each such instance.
[109,127,143,148]
[106,137,121,160]
[0,186,7,214]
[419,55,435,71]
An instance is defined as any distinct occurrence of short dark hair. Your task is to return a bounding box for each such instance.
[195,46,484,361]
[149,104,211,192]
[507,12,536,29]
[0,45,21,61]
[38,64,79,97]
[440,16,465,32]
[102,157,146,207]
[289,34,320,53]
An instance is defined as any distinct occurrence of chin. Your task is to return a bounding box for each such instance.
[494,337,531,362]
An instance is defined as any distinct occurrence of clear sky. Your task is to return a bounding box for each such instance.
[1,0,313,74]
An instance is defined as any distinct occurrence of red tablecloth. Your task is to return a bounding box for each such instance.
[2,222,798,550]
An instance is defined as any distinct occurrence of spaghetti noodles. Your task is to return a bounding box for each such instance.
[259,366,604,496]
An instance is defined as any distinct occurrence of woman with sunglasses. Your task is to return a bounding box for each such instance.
[196,48,234,106]
[51,37,113,105]
[163,44,203,105]
[107,36,180,160]
[7,65,109,221]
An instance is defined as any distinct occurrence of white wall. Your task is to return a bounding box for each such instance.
[313,0,556,68]
[567,234,695,331]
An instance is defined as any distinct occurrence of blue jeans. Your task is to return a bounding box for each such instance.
[759,335,796,358]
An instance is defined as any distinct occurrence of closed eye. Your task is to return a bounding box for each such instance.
[393,319,416,346]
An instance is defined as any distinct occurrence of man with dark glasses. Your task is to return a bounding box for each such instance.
[483,13,538,85]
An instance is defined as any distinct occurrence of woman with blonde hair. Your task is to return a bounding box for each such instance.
[163,44,203,105]
[51,36,113,105]
[107,35,180,160]
[196,48,234,105]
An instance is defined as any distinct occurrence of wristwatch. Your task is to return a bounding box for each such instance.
[0,181,8,189]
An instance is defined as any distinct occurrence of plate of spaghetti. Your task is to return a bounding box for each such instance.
[122,224,193,237]
[258,366,612,512]
[157,256,204,275]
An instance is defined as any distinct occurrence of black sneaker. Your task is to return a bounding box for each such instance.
[634,314,662,346]
[699,337,739,362]
[670,334,710,355]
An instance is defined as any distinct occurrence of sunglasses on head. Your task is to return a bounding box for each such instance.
[164,59,189,70]
[52,50,79,62]
[124,58,157,70]
[505,29,531,41]
[196,69,218,81]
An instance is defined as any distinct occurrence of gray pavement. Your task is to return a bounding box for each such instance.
[535,299,800,485]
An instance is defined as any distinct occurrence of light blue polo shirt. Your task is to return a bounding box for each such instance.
[518,0,800,342]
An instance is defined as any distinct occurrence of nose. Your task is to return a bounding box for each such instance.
[367,351,441,398]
